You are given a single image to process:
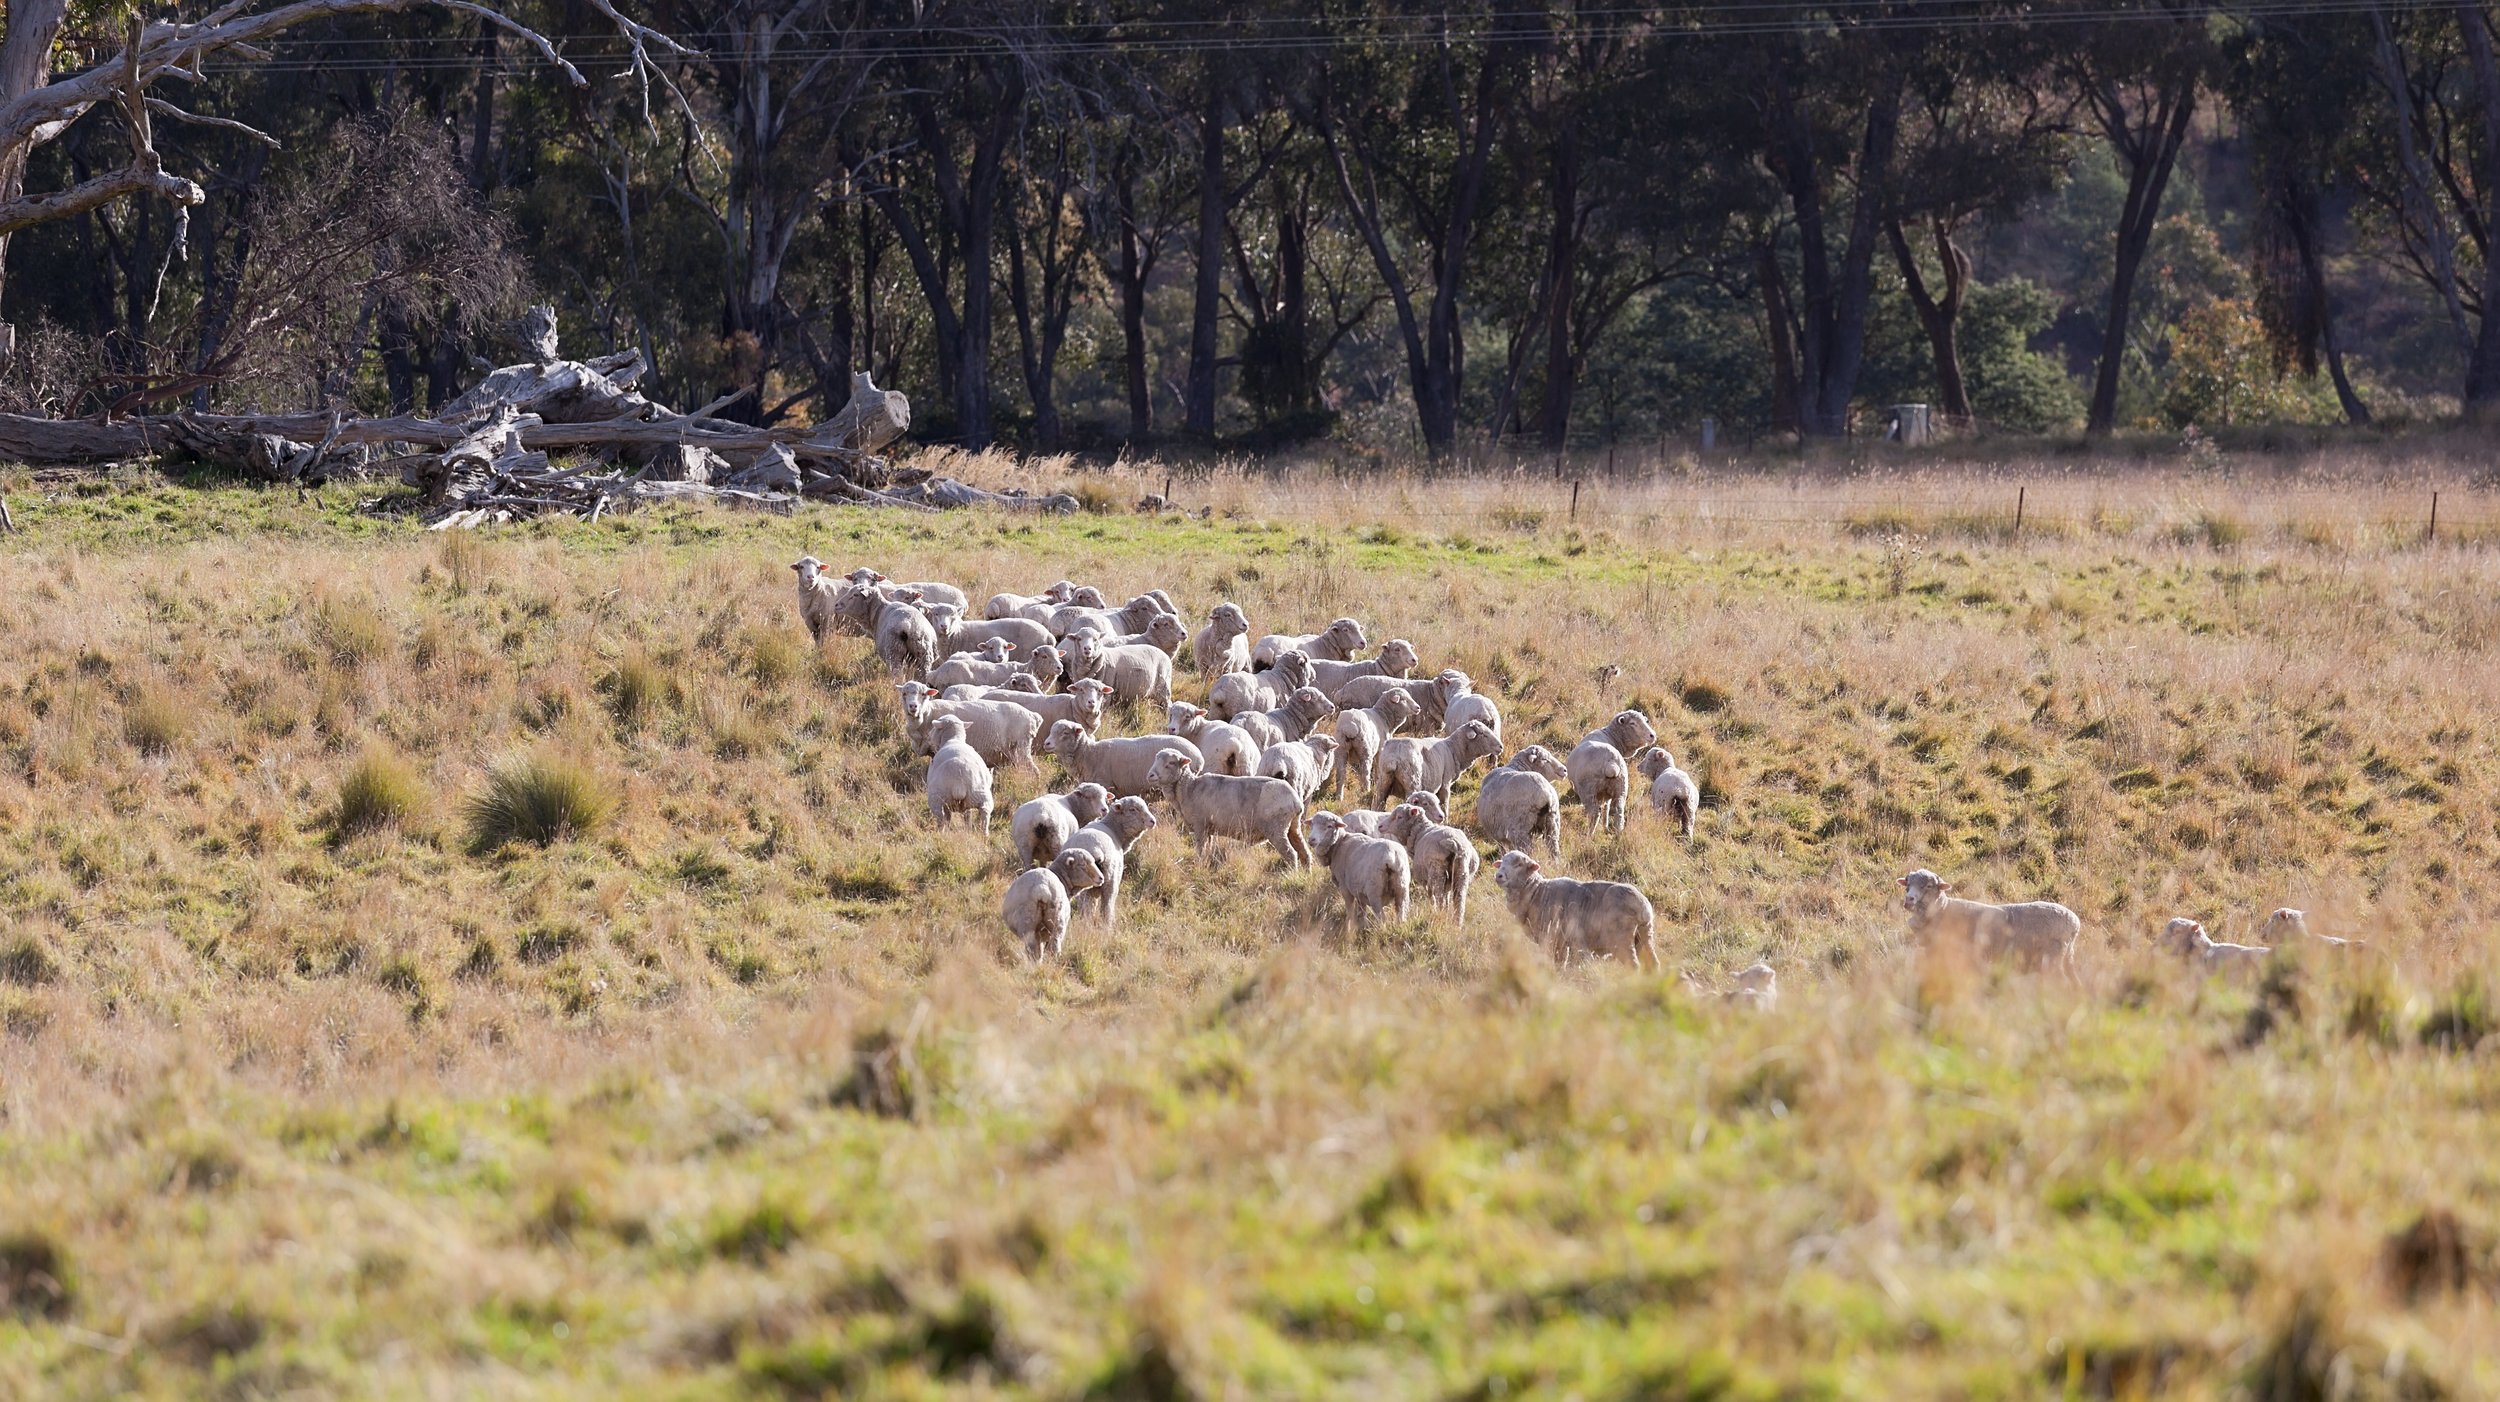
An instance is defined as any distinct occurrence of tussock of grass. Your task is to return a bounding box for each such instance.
[462,752,616,851]
[121,683,185,755]
[334,747,424,837]
[599,650,675,729]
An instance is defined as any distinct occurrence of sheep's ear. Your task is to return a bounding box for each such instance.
[1896,876,1909,887]
[1938,880,1954,892]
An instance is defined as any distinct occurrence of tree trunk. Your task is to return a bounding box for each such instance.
[1112,145,1155,440]
[1758,239,1801,435]
[0,0,73,318]
[1769,63,1902,437]
[1535,120,1580,450]
[1184,74,1226,439]
[1887,215,1973,422]
[2088,86,2197,435]
[467,27,498,194]
[2459,0,2500,418]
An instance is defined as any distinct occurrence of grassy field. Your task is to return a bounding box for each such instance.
[3,460,2500,1398]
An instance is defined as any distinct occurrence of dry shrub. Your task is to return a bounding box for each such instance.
[463,751,617,851]
[122,684,186,756]
[335,747,424,838]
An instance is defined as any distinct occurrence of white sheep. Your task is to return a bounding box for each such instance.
[1047,594,1170,641]
[1060,795,1159,931]
[791,556,846,643]
[1569,711,1657,835]
[1332,688,1423,801]
[973,677,1113,735]
[1335,668,1467,730]
[1581,709,1660,758]
[853,584,941,678]
[1725,961,1778,1011]
[1254,733,1341,803]
[923,715,995,832]
[1899,869,2081,972]
[1207,650,1313,721]
[1253,617,1368,670]
[1045,719,1202,799]
[2258,908,2366,949]
[924,638,1024,693]
[2159,918,2270,971]
[1010,782,1114,867]
[922,601,1056,660]
[847,568,969,611]
[1474,745,1566,862]
[1066,630,1175,709]
[1194,603,1253,677]
[1442,689,1502,746]
[1103,612,1191,658]
[1383,802,1481,925]
[1306,811,1411,932]
[1146,751,1313,868]
[1375,719,1502,811]
[896,683,1045,773]
[1001,847,1107,960]
[1495,851,1657,970]
[1306,639,1422,703]
[1166,702,1261,777]
[985,581,1075,621]
[1338,790,1446,838]
[1008,583,1103,625]
[1232,686,1335,751]
[1634,746,1701,838]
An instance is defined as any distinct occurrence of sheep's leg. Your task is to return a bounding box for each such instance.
[1287,823,1314,870]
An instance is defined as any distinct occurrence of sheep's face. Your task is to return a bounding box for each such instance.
[1380,689,1423,727]
[1210,603,1248,635]
[1003,674,1044,693]
[1030,645,1064,680]
[1272,650,1312,686]
[1326,618,1368,653]
[1606,710,1659,753]
[1108,796,1158,841]
[1046,719,1092,756]
[1306,812,1346,856]
[1384,805,1426,842]
[896,681,932,718]
[1380,639,1420,676]
[977,638,1015,662]
[1406,790,1447,825]
[1509,745,1568,781]
[1067,783,1113,824]
[1045,581,1078,603]
[1454,721,1501,764]
[925,602,963,634]
[1071,586,1109,608]
[1899,869,1950,914]
[845,567,884,586]
[1145,750,1199,791]
[2160,918,2207,953]
[1052,848,1106,893]
[1287,687,1334,722]
[1146,615,1190,649]
[791,556,825,587]
[2260,908,2306,942]
[1495,851,1540,890]
[1068,679,1114,722]
[1068,636,1104,670]
[1166,702,1203,734]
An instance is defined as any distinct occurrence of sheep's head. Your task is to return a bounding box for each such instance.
[2260,908,2307,943]
[1287,687,1334,723]
[1067,679,1114,726]
[1106,795,1159,843]
[923,601,963,635]
[1379,639,1420,677]
[1507,744,1568,781]
[1324,618,1368,653]
[1067,634,1105,672]
[1118,597,1165,629]
[896,681,933,718]
[1070,585,1109,608]
[1383,804,1428,843]
[1495,850,1541,890]
[1029,645,1064,684]
[1899,868,1950,914]
[1166,702,1205,735]
[926,714,970,748]
[1002,673,1045,693]
[1405,790,1447,825]
[1050,847,1107,893]
[1634,746,1676,780]
[845,567,885,586]
[1730,961,1777,993]
[1144,614,1190,650]
[2159,918,2207,953]
[1306,811,1347,857]
[1604,709,1659,753]
[1145,589,1178,615]
[1145,749,1201,794]
[1210,602,1248,636]
[976,637,1016,662]
[1067,783,1113,826]
[1452,720,1502,767]
[1045,719,1093,756]
[1273,650,1313,687]
[1045,580,1079,603]
[791,555,826,587]
[1379,688,1424,729]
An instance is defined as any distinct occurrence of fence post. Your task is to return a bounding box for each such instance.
[2428,491,2440,545]
[1606,445,1616,481]
[1164,470,1173,506]
[1570,478,1581,522]
[2014,485,2026,538]
[0,496,14,535]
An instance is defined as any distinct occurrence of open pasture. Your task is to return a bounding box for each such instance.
[3,464,2500,1398]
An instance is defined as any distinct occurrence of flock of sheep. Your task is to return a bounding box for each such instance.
[792,555,2355,994]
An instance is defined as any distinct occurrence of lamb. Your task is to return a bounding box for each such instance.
[977,677,1114,735]
[1442,689,1502,745]
[1059,795,1159,931]
[845,567,969,611]
[1000,848,1107,960]
[1494,850,1657,970]
[1899,869,2081,971]
[1193,603,1253,677]
[1045,719,1202,799]
[1375,719,1502,811]
[985,581,1076,621]
[1233,686,1335,751]
[1047,594,1171,641]
[2257,907,2366,949]
[1253,617,1368,670]
[895,686,1046,773]
[1254,733,1341,803]
[1474,745,1567,862]
[1010,782,1114,867]
[1065,631,1175,708]
[1725,961,1778,1011]
[924,638,1026,693]
[1382,802,1481,924]
[1335,668,1467,730]
[922,602,1056,660]
[860,586,940,679]
[2160,917,2271,971]
[1305,811,1411,932]
[1145,751,1313,868]
[1305,639,1422,703]
[923,715,995,832]
[1208,650,1313,721]
[1165,702,1261,777]
[791,556,846,642]
[1332,688,1423,801]
[1634,746,1701,838]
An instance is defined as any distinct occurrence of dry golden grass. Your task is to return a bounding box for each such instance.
[1,463,2499,1397]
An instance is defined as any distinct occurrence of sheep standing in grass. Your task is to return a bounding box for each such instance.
[1233,686,1336,751]
[1375,719,1502,811]
[855,584,940,679]
[1253,617,1368,670]
[1048,594,1171,641]
[1442,688,1502,746]
[1146,751,1313,868]
[1060,796,1159,931]
[1635,747,1701,838]
[1382,802,1481,924]
[924,716,995,832]
[986,581,1075,621]
[1306,811,1411,932]
[978,677,1114,735]
[1570,711,1658,835]
[1166,702,1261,777]
[922,602,1056,661]
[1475,746,1566,862]
[1494,851,1657,969]
[1067,629,1178,709]
[1046,719,1201,799]
[1208,651,1313,721]
[1899,869,2081,972]
[791,556,845,643]
[1010,783,1113,866]
[1194,603,1253,677]
[2259,908,2366,949]
[1336,668,1466,731]
[897,684,1045,773]
[2160,918,2270,971]
[848,568,968,611]
[924,639,1025,693]
[1306,640,1421,703]
[1001,848,1107,960]
[1332,688,1423,801]
[1255,733,1341,803]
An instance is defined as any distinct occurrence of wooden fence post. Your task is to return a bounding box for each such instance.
[2014,485,2026,538]
[2428,491,2440,544]
[1570,478,1581,522]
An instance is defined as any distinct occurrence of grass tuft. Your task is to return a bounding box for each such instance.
[122,684,186,755]
[463,752,617,851]
[334,747,424,838]
[0,1231,73,1319]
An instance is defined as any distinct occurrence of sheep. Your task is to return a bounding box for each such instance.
[1194,603,1253,677]
[922,602,1057,661]
[1007,583,1102,625]
[1375,719,1502,811]
[1581,709,1660,759]
[1332,688,1423,801]
[1335,668,1467,730]
[1166,702,1261,777]
[1725,961,1778,1011]
[942,675,1045,702]
[791,556,846,642]
[1045,719,1202,799]
[2258,907,2366,949]
[1145,751,1313,868]
[1382,802,1481,924]
[1898,868,2081,972]
[1010,782,1113,867]
[1059,795,1159,931]
[1306,639,1422,703]
[1000,847,1107,960]
[1494,850,1657,970]
[1474,745,1567,862]
[860,586,940,679]
[1233,686,1336,751]
[897,683,1046,773]
[1065,630,1175,709]
[1254,733,1342,803]
[2160,918,2271,971]
[1338,790,1446,838]
[977,677,1114,735]
[1566,739,1631,835]
[1442,689,1502,746]
[1634,746,1701,838]
[985,581,1076,621]
[1208,650,1313,721]
[1253,617,1368,670]
[1047,594,1170,641]
[923,715,995,832]
[1306,811,1411,932]
[924,638,1025,693]
[1101,612,1189,657]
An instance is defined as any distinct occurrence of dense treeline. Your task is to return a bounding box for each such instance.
[2,0,2496,452]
